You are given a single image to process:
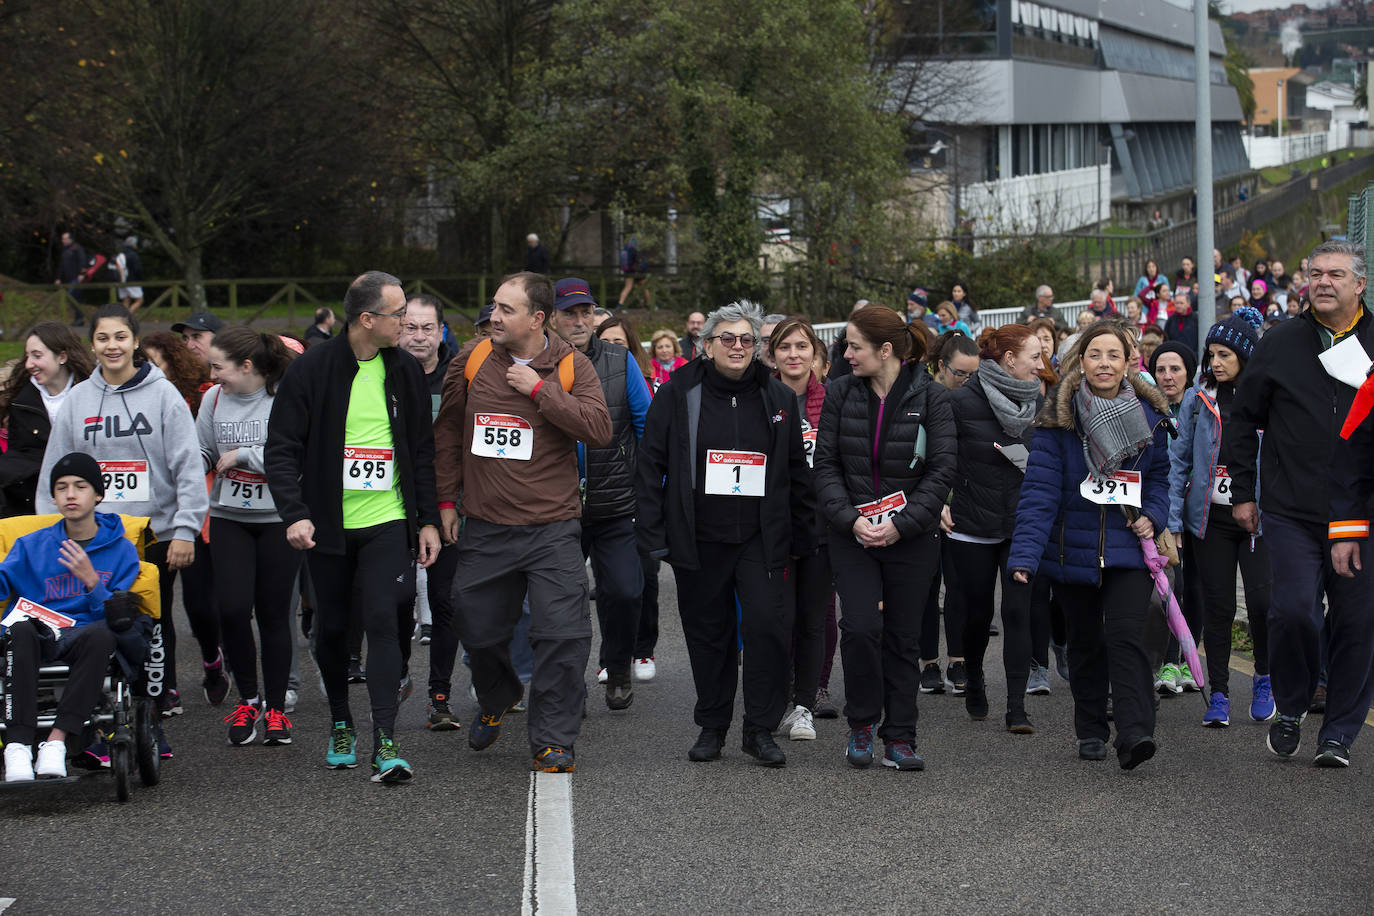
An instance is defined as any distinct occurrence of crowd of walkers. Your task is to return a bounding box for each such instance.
[3,240,1374,784]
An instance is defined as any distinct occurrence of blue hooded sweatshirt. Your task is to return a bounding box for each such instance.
[0,513,140,628]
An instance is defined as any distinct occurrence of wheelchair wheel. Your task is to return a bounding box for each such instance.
[135,698,160,787]
[111,741,131,803]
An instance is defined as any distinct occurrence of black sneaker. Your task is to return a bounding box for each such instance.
[688,728,725,762]
[965,681,989,721]
[605,673,633,711]
[919,663,944,694]
[1118,735,1157,771]
[426,694,460,731]
[1267,714,1302,758]
[419,624,432,645]
[1313,739,1351,768]
[1078,738,1107,761]
[945,661,968,696]
[741,731,786,767]
[224,701,260,745]
[203,651,231,706]
[347,656,367,684]
[263,709,293,745]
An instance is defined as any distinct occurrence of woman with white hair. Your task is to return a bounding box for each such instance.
[634,300,816,768]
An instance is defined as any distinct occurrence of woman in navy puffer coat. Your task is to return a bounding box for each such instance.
[1007,322,1172,771]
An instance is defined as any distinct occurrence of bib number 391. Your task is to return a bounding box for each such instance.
[1079,470,1142,508]
[704,451,766,496]
[343,446,394,491]
[99,459,150,503]
[471,414,533,461]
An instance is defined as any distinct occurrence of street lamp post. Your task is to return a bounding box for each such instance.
[1277,79,1285,140]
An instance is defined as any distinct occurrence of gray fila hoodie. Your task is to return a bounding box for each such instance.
[37,363,209,544]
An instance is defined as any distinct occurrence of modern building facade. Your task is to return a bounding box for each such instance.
[911,0,1252,235]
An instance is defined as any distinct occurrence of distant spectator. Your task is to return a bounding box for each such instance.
[1249,278,1272,314]
[617,239,651,307]
[524,233,550,273]
[907,288,939,329]
[597,316,654,386]
[679,311,706,361]
[1086,288,1118,320]
[117,236,144,312]
[53,231,88,326]
[950,280,979,332]
[1229,254,1251,291]
[1019,284,1055,323]
[1093,275,1115,298]
[591,307,614,330]
[759,312,787,370]
[1133,259,1165,299]
[649,328,686,392]
[170,311,223,365]
[305,306,335,347]
[1163,291,1198,352]
[1140,324,1166,367]
[1174,256,1196,291]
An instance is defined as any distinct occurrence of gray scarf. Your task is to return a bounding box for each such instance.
[977,359,1041,438]
[1075,377,1153,478]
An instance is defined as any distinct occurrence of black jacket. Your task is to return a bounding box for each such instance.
[1231,307,1374,525]
[633,359,816,571]
[264,331,439,555]
[1164,312,1199,351]
[582,334,636,523]
[0,382,51,516]
[814,364,957,539]
[422,340,455,421]
[947,373,1040,540]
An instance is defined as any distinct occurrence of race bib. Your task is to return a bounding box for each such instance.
[1,597,75,637]
[704,450,766,496]
[1079,470,1142,508]
[471,414,533,461]
[856,491,907,526]
[800,419,817,469]
[99,459,150,503]
[219,469,273,510]
[343,446,394,491]
[1211,465,1232,507]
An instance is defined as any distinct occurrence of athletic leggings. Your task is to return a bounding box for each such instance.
[943,537,1033,710]
[146,537,220,693]
[209,517,302,711]
[1192,512,1271,697]
[784,544,832,709]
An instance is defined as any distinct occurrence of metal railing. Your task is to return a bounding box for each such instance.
[810,298,1107,345]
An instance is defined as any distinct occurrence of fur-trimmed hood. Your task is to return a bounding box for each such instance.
[1035,366,1171,430]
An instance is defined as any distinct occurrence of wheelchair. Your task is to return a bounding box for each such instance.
[0,514,163,803]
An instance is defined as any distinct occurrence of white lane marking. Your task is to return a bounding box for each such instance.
[522,771,578,915]
[0,898,15,913]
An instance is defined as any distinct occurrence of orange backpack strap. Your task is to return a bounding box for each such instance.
[465,337,574,392]
[557,352,575,392]
[464,337,494,390]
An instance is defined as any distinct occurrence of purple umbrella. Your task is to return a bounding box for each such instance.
[1139,535,1205,691]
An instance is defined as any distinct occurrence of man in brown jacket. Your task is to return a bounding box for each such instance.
[433,271,611,773]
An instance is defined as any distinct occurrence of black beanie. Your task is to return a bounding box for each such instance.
[1148,340,1198,384]
[50,452,105,498]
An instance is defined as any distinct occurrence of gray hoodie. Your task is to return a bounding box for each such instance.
[195,383,281,524]
[37,363,209,544]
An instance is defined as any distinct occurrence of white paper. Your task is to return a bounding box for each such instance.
[1318,334,1372,390]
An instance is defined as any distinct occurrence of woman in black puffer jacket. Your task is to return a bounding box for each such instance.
[942,324,1045,733]
[814,305,957,772]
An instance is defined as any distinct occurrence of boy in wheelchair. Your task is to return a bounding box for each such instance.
[2,453,145,782]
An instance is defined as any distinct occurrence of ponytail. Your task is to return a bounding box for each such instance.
[212,326,298,396]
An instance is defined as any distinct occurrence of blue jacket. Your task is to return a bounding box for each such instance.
[0,513,140,627]
[1167,385,1261,539]
[1007,371,1173,585]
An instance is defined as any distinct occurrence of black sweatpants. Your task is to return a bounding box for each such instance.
[944,537,1033,710]
[307,521,412,748]
[585,516,644,678]
[672,538,790,736]
[634,555,660,659]
[1056,568,1155,750]
[784,545,832,709]
[210,517,302,711]
[146,538,221,693]
[424,541,461,699]
[1192,512,1271,697]
[5,620,116,744]
[830,529,941,744]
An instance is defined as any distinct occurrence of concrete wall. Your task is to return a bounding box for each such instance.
[963,163,1111,235]
[1242,131,1330,169]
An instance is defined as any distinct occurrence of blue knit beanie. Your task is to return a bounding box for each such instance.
[1205,305,1262,362]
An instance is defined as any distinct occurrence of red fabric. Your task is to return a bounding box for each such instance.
[803,374,826,427]
[1341,373,1374,439]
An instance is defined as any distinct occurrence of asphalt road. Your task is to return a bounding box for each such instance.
[2,565,1372,915]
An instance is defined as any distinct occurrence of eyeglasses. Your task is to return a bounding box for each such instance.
[711,332,756,350]
[941,361,974,380]
[401,323,439,336]
[368,307,407,321]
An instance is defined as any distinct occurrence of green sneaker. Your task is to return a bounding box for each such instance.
[1155,663,1182,696]
[325,721,357,769]
[1177,662,1200,692]
[371,734,413,784]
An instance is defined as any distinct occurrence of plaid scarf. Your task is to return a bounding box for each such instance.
[1075,377,1152,479]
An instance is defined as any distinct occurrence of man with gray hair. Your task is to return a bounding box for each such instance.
[266,270,442,783]
[524,233,550,274]
[759,312,788,369]
[1231,239,1374,767]
[1018,285,1055,323]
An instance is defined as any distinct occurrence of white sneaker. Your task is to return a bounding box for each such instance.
[776,705,801,735]
[284,689,299,714]
[35,740,66,779]
[4,743,34,782]
[788,706,816,741]
[596,667,608,684]
[633,657,656,682]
